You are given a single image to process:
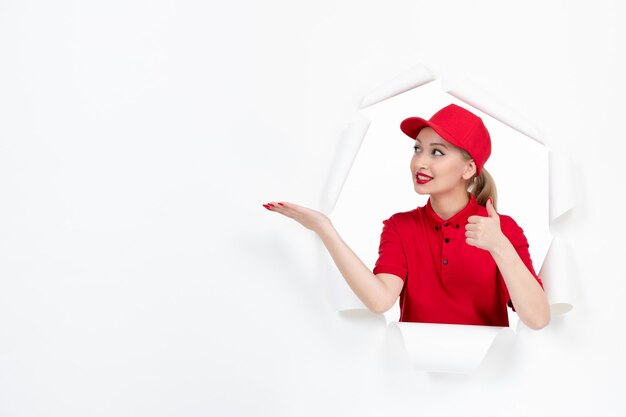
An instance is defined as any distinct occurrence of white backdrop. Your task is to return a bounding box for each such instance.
[0,0,624,416]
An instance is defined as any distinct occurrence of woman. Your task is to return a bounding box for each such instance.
[263,104,550,330]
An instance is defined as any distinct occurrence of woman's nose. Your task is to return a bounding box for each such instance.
[413,153,428,169]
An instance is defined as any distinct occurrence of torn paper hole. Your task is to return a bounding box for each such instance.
[318,63,575,373]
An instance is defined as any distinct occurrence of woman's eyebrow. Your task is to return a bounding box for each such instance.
[415,139,448,148]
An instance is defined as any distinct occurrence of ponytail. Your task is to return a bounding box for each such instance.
[461,150,497,210]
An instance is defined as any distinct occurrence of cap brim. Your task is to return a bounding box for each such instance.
[400,117,430,140]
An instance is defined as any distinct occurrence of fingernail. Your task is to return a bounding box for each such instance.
[278,202,284,206]
[489,196,493,205]
[268,203,275,207]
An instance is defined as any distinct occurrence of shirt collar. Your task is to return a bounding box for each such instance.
[424,193,479,231]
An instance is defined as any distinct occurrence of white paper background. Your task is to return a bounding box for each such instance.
[0,0,624,416]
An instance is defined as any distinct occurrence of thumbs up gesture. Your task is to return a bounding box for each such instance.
[465,197,506,252]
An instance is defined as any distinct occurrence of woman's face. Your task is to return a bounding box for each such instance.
[410,127,476,196]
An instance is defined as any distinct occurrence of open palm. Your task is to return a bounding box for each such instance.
[263,201,331,233]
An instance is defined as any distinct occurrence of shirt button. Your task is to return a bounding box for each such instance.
[444,238,450,243]
[435,226,439,231]
[443,259,448,265]
[444,222,449,227]
[455,224,459,228]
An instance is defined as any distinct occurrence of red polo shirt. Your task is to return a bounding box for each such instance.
[372,193,544,327]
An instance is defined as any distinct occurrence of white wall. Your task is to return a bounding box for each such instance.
[0,0,624,416]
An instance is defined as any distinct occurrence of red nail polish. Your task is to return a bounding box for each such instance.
[278,202,284,206]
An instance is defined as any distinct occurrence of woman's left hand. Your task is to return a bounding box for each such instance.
[465,197,507,252]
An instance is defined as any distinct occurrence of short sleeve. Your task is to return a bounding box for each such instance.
[497,216,544,312]
[372,216,408,281]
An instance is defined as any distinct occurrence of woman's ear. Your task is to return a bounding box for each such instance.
[462,160,477,180]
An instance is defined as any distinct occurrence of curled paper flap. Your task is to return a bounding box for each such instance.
[444,77,545,145]
[359,63,437,109]
[320,113,370,215]
[539,236,574,315]
[549,150,576,224]
[392,321,514,374]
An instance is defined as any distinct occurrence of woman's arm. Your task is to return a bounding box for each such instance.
[264,201,403,313]
[317,222,404,313]
[489,238,550,330]
[465,198,550,330]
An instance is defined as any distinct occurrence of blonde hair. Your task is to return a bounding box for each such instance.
[461,149,497,210]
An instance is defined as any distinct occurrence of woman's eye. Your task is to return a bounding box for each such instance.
[413,146,444,156]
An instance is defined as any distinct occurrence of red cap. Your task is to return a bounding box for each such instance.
[400,103,491,176]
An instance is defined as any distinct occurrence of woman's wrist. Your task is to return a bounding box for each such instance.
[488,233,514,259]
[316,218,336,240]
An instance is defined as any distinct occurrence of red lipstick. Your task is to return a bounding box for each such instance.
[416,172,433,184]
